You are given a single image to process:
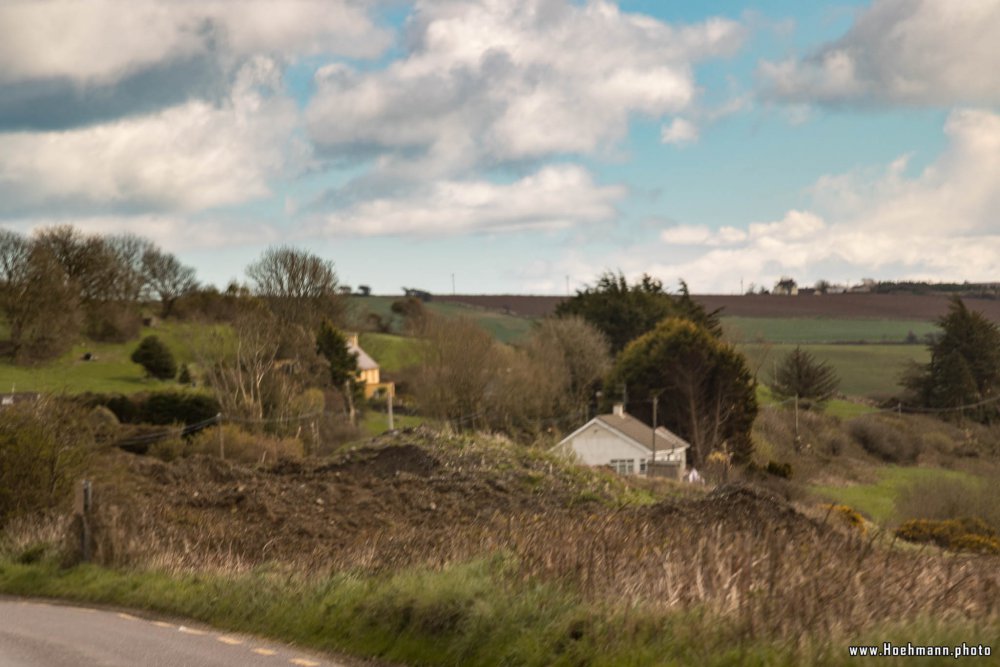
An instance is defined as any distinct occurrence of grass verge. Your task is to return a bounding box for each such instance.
[1,556,995,666]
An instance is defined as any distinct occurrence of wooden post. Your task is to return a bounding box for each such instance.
[74,480,93,562]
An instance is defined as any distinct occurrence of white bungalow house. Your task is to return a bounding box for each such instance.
[554,404,689,479]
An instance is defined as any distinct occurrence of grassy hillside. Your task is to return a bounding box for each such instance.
[358,332,421,373]
[0,321,219,395]
[349,296,536,343]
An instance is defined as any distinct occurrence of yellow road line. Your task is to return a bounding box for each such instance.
[152,621,174,628]
[216,636,243,645]
[252,647,278,656]
[289,659,320,666]
[178,626,207,636]
[117,612,139,621]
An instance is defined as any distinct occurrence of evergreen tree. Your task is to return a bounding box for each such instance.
[770,346,840,408]
[904,297,1000,421]
[131,335,177,380]
[316,320,360,423]
[606,318,757,466]
[556,272,722,354]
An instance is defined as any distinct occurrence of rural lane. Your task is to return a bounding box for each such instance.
[0,599,348,667]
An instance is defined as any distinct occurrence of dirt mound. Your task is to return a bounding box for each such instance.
[318,444,439,478]
[87,430,827,571]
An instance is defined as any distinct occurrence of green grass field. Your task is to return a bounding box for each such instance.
[723,316,937,344]
[0,322,221,395]
[740,343,930,398]
[811,466,979,525]
[755,384,876,418]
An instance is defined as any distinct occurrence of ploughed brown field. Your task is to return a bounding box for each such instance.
[435,293,1000,321]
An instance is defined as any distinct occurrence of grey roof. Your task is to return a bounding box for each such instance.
[594,412,690,452]
[347,341,379,371]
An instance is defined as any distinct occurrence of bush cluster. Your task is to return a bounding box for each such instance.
[848,416,921,463]
[895,517,1000,554]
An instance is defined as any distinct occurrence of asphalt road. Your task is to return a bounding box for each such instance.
[0,599,348,667]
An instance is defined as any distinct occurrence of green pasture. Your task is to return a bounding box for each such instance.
[811,466,979,525]
[740,343,929,399]
[0,322,222,395]
[722,316,937,344]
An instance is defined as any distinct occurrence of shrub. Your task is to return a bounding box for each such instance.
[85,302,142,343]
[139,392,219,426]
[821,504,866,533]
[895,517,1000,554]
[0,400,95,524]
[895,474,1000,530]
[131,335,177,379]
[178,364,192,385]
[848,416,921,463]
[188,424,304,465]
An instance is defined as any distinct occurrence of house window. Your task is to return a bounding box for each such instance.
[609,459,635,475]
[639,459,647,474]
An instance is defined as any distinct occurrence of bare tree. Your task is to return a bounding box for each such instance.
[411,315,504,430]
[4,244,83,361]
[198,301,282,421]
[142,247,198,317]
[246,246,343,329]
[523,316,611,425]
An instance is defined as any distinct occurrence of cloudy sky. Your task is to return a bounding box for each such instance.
[2,0,999,294]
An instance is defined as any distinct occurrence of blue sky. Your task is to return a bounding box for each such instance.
[1,1,998,294]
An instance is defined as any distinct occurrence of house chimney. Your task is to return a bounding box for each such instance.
[612,403,625,417]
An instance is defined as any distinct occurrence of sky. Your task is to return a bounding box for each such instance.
[2,0,999,295]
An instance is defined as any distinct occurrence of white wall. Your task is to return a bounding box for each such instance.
[566,425,649,470]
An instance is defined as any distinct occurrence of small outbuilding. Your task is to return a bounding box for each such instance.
[554,404,689,479]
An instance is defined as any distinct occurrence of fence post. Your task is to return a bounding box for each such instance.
[74,479,92,562]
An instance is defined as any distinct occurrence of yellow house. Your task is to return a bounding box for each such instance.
[346,334,395,399]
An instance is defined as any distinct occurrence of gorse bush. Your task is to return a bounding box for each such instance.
[895,518,1000,554]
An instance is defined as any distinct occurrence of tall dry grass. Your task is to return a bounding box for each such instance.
[59,488,1000,643]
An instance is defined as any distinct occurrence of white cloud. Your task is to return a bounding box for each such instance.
[5,214,281,252]
[615,109,1000,292]
[759,0,1000,106]
[307,0,744,175]
[0,0,389,86]
[661,118,699,145]
[316,165,625,236]
[0,58,306,213]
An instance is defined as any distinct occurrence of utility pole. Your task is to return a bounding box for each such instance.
[651,394,659,476]
[451,273,455,295]
[794,394,800,452]
[565,275,570,296]
[387,390,395,430]
[217,413,224,460]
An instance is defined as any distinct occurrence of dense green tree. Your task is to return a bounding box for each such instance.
[316,319,360,423]
[904,297,1000,420]
[606,318,757,466]
[131,335,177,380]
[556,272,721,353]
[770,346,840,408]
